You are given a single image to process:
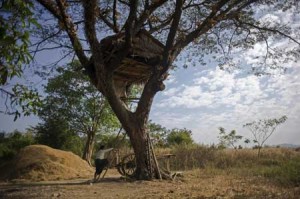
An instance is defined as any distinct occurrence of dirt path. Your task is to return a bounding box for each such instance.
[1,169,299,199]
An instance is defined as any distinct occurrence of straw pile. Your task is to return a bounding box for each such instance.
[0,145,94,181]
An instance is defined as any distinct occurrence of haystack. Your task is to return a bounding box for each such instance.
[0,145,93,181]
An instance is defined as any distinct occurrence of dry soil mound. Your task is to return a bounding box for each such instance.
[0,145,94,181]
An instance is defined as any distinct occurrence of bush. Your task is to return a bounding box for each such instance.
[0,130,35,160]
[261,157,300,186]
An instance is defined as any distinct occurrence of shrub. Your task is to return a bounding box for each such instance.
[0,130,35,160]
[261,157,300,186]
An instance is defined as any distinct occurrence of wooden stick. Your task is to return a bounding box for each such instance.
[147,133,162,180]
[102,167,109,179]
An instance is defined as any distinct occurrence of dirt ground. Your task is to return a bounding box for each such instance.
[1,169,299,199]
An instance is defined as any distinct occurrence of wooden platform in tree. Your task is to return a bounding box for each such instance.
[100,30,165,85]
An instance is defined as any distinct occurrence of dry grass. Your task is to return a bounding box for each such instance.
[167,145,300,187]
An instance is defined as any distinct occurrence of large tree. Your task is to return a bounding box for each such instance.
[40,62,119,164]
[4,0,300,179]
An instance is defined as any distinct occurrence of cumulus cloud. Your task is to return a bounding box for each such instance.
[152,61,300,145]
[152,7,300,145]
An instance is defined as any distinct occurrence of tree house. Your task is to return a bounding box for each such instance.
[99,30,165,99]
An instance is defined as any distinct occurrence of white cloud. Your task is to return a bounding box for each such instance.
[152,59,300,145]
[259,14,281,26]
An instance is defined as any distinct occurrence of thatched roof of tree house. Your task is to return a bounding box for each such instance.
[99,30,165,99]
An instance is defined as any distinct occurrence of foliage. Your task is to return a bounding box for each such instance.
[0,85,43,120]
[32,118,83,156]
[37,61,119,161]
[96,130,129,149]
[41,61,119,134]
[218,127,243,149]
[0,130,35,160]
[243,116,287,157]
[0,0,41,120]
[147,121,168,147]
[166,128,194,146]
[261,157,300,187]
[147,121,194,147]
[0,0,39,83]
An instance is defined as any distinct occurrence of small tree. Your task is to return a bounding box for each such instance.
[243,116,287,157]
[167,128,194,146]
[147,121,169,147]
[218,127,243,149]
[0,130,36,160]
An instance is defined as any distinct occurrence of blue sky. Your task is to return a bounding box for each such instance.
[1,5,300,146]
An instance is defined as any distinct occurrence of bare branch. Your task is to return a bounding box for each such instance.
[135,0,168,32]
[98,8,119,33]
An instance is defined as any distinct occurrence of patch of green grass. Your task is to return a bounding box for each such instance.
[260,157,300,187]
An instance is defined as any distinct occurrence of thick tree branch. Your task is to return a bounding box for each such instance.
[173,0,231,55]
[148,17,172,34]
[135,75,161,124]
[98,7,119,33]
[36,0,61,19]
[82,0,100,49]
[108,0,138,71]
[124,0,138,48]
[36,0,88,65]
[160,0,183,74]
[112,0,119,32]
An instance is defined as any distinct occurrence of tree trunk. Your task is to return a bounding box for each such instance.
[92,60,166,179]
[128,125,152,179]
[82,131,96,165]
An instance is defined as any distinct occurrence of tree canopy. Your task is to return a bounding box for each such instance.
[37,61,119,163]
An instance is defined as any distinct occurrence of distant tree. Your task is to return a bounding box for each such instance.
[0,130,35,160]
[218,127,243,149]
[167,128,194,146]
[147,121,169,147]
[33,118,83,156]
[39,61,119,164]
[243,116,287,157]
